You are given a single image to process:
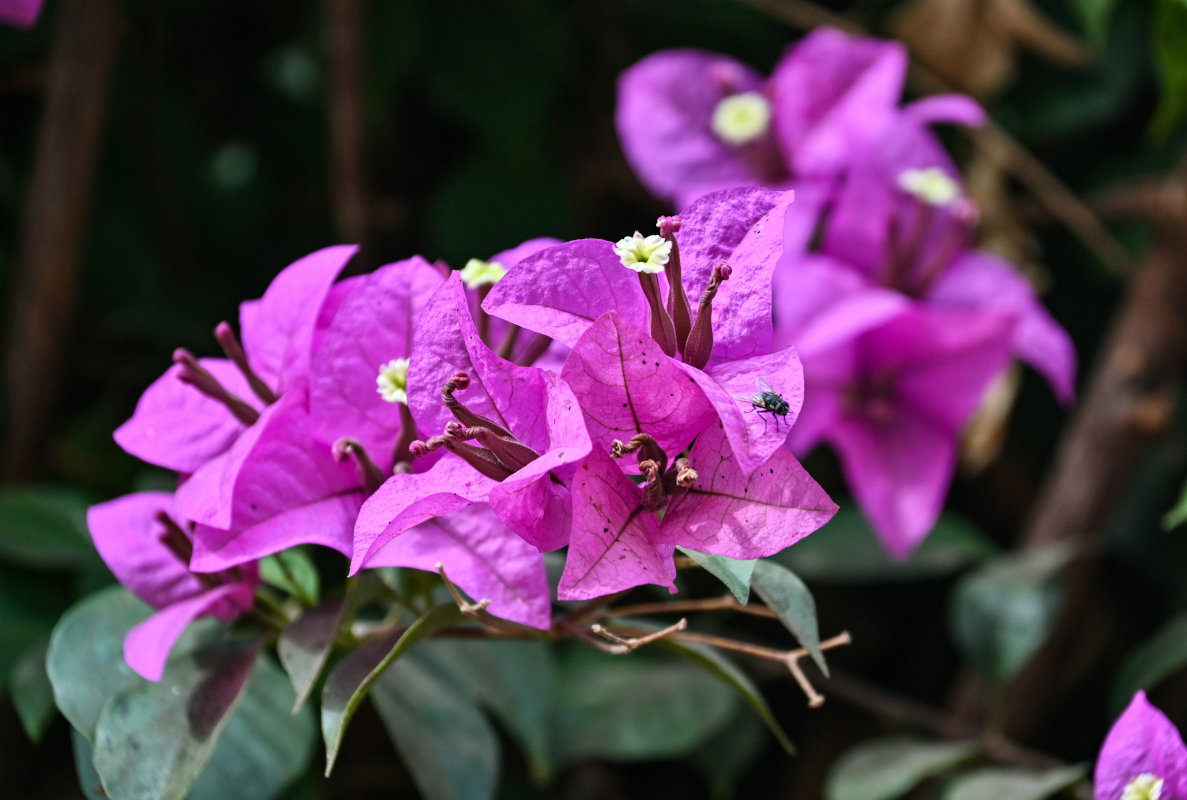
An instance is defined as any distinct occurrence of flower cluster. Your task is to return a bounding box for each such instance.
[92,195,838,679]
[617,28,1076,557]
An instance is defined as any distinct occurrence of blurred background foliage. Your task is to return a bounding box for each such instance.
[2,0,1187,798]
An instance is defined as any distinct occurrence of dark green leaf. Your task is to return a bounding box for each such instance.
[1163,478,1187,530]
[260,548,320,605]
[417,638,557,784]
[553,648,738,763]
[0,485,102,571]
[657,635,795,755]
[10,637,55,743]
[942,765,1087,800]
[187,655,317,800]
[1152,0,1187,138]
[686,708,766,800]
[0,566,75,691]
[1112,612,1187,712]
[320,603,463,776]
[372,651,500,800]
[825,738,978,800]
[92,638,259,800]
[47,586,151,740]
[950,546,1071,684]
[278,596,344,713]
[750,560,826,673]
[678,546,755,604]
[779,508,996,584]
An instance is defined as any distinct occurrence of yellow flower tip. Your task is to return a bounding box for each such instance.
[711,91,772,146]
[377,358,410,404]
[613,232,671,275]
[897,167,962,207]
[459,258,507,289]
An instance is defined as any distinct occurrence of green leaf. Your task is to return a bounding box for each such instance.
[47,586,152,740]
[186,655,317,800]
[1163,478,1187,530]
[1112,612,1187,712]
[1152,0,1187,139]
[750,560,826,673]
[10,637,55,743]
[942,764,1087,800]
[553,648,738,764]
[260,548,320,605]
[371,651,500,800]
[278,596,345,713]
[1073,0,1118,44]
[656,635,795,755]
[949,546,1072,684]
[72,729,108,800]
[92,638,259,800]
[779,508,996,584]
[825,738,979,800]
[678,546,755,604]
[320,603,463,776]
[417,638,557,784]
[0,485,103,571]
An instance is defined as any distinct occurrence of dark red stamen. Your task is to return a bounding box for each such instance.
[214,321,278,404]
[173,348,260,426]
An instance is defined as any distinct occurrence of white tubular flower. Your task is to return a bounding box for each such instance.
[897,167,962,207]
[459,258,507,288]
[376,358,410,404]
[1122,774,1164,800]
[614,232,671,274]
[711,91,772,146]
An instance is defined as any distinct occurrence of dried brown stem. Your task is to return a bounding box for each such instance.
[595,594,779,620]
[2,0,121,479]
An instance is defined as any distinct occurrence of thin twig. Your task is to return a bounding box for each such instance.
[595,594,779,620]
[591,617,688,652]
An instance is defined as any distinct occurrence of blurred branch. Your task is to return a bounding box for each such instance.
[732,0,1133,276]
[988,177,1187,736]
[826,669,1066,771]
[1,0,121,480]
[326,0,371,254]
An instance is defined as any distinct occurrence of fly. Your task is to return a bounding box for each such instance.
[742,378,790,430]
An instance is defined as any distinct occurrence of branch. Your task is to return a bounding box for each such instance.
[1,0,122,479]
[326,0,370,251]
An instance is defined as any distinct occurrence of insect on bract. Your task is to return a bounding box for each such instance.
[743,378,790,430]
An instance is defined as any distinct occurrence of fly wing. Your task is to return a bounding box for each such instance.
[755,377,777,394]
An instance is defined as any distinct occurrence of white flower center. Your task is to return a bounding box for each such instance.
[376,358,410,404]
[1122,773,1164,800]
[711,92,772,146]
[897,167,962,207]
[613,232,671,275]
[459,258,507,288]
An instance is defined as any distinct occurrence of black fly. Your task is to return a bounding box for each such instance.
[743,378,790,430]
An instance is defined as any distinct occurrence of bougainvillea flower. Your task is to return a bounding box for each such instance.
[1095,691,1187,800]
[0,0,43,29]
[460,237,567,371]
[115,245,357,472]
[781,160,1076,403]
[616,27,982,207]
[87,492,257,681]
[559,422,836,600]
[488,187,806,472]
[309,255,444,471]
[365,504,551,630]
[788,306,1015,558]
[351,274,589,626]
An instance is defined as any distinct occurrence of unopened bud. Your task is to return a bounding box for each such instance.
[657,215,683,238]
